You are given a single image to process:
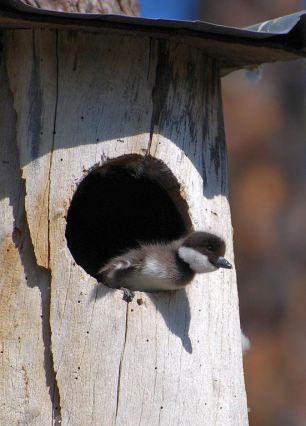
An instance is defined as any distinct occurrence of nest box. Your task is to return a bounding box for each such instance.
[0,2,305,425]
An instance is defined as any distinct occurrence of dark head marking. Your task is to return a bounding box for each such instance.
[183,232,226,258]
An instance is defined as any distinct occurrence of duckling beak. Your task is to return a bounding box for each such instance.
[215,257,232,269]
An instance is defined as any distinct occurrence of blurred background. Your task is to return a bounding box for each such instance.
[142,2,306,426]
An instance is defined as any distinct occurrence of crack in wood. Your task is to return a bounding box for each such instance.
[148,40,172,156]
[47,29,59,268]
[115,304,129,422]
[16,176,62,425]
[48,29,62,426]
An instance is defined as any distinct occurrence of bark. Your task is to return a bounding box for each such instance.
[22,0,140,16]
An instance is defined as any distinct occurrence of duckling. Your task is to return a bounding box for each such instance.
[97,231,232,300]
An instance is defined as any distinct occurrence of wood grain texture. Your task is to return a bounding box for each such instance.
[2,28,248,425]
[0,10,302,73]
[0,42,54,425]
[6,29,58,268]
[115,41,248,426]
[47,31,157,425]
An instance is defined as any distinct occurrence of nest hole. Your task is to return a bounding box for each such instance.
[65,154,192,278]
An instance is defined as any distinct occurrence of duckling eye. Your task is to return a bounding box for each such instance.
[207,245,213,251]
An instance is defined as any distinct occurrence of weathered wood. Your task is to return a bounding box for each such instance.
[47,31,158,425]
[0,10,303,72]
[3,28,248,425]
[0,43,55,425]
[145,42,246,425]
[6,29,57,268]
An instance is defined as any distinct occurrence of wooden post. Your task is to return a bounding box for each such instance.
[0,27,248,425]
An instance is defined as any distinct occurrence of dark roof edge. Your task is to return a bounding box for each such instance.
[0,1,305,72]
[1,0,305,46]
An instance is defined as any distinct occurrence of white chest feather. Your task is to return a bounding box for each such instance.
[125,256,179,291]
[143,257,169,279]
[178,247,217,273]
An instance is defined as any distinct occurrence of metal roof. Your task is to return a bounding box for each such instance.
[0,1,305,71]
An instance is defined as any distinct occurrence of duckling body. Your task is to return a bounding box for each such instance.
[97,231,232,293]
